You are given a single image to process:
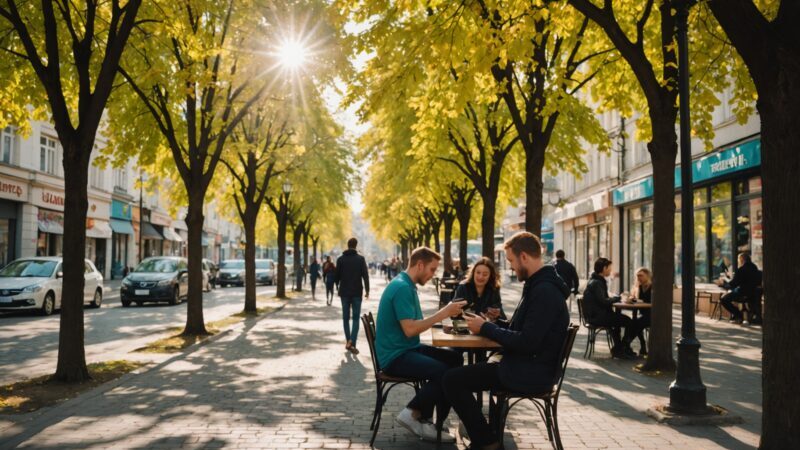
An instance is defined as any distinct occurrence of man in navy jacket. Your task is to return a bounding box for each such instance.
[442,232,570,450]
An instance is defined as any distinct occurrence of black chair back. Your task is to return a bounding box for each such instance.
[361,312,382,379]
[553,325,580,396]
[576,296,587,327]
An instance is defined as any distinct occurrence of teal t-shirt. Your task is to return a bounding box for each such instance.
[375,271,423,369]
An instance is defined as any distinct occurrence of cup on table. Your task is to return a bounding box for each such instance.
[621,292,632,304]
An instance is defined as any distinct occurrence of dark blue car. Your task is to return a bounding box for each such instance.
[120,257,188,306]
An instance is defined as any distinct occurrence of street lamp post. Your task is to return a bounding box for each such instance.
[669,0,708,414]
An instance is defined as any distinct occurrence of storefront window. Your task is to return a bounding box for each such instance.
[710,204,733,280]
[0,218,13,267]
[576,227,587,279]
[587,226,598,274]
[37,232,63,256]
[736,197,764,270]
[694,209,708,282]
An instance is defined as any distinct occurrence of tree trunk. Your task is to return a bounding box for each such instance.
[400,239,408,266]
[457,206,471,271]
[758,84,800,449]
[312,237,319,260]
[183,194,208,335]
[433,220,441,254]
[480,191,497,258]
[641,120,678,372]
[443,212,454,276]
[524,145,545,234]
[54,144,91,382]
[303,227,309,272]
[275,205,288,298]
[243,210,257,313]
[293,224,302,291]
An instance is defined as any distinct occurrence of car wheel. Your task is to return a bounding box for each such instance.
[121,298,131,307]
[90,290,102,308]
[135,300,143,307]
[220,282,227,288]
[169,287,179,305]
[40,292,55,316]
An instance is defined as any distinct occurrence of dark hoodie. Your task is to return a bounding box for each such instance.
[479,265,570,393]
[334,249,370,298]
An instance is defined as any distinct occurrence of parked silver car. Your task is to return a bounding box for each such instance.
[0,257,104,315]
[255,259,276,285]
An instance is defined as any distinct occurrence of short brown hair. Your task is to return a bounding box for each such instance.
[347,237,358,249]
[503,232,542,258]
[408,247,441,267]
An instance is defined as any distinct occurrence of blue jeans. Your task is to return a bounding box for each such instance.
[341,296,362,346]
[384,344,463,421]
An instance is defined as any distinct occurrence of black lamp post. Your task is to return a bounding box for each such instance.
[669,0,708,414]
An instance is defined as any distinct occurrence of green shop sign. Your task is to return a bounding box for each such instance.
[111,199,132,220]
[613,139,760,205]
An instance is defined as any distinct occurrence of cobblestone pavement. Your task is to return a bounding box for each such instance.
[0,275,761,449]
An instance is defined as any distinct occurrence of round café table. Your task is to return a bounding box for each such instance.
[613,301,652,320]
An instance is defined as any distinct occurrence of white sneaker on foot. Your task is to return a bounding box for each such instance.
[396,408,423,438]
[420,421,456,443]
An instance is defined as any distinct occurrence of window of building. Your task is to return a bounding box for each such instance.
[114,167,128,192]
[627,204,653,284]
[39,135,58,175]
[674,179,758,285]
[89,162,104,189]
[1,127,14,164]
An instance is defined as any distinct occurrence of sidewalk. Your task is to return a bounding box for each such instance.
[0,276,761,449]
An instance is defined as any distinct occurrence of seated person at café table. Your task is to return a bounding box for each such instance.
[451,256,506,321]
[442,232,570,450]
[374,247,466,443]
[716,252,762,324]
[628,267,652,356]
[583,257,640,360]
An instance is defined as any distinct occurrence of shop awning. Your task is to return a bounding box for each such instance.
[86,220,113,239]
[38,214,64,235]
[141,223,164,240]
[109,219,134,235]
[161,227,183,242]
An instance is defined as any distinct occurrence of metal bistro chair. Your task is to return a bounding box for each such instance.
[576,295,613,359]
[489,325,580,450]
[695,290,720,320]
[361,313,445,447]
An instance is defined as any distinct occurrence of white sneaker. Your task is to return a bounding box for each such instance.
[420,421,456,443]
[396,408,423,438]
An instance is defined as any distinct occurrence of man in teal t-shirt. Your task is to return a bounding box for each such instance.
[374,247,466,442]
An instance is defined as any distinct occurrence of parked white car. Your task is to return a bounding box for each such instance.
[0,257,104,316]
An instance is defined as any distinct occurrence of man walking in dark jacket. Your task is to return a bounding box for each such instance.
[553,249,579,294]
[442,232,570,450]
[335,237,370,354]
[718,252,762,324]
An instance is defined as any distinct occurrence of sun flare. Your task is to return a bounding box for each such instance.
[277,40,308,69]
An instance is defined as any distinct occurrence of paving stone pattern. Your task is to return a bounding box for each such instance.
[0,276,761,449]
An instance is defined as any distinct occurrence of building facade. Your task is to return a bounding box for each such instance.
[0,119,246,278]
[545,86,761,293]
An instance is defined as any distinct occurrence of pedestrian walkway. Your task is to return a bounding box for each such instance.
[0,276,761,449]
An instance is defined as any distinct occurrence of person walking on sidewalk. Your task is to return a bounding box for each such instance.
[335,238,370,354]
[375,247,466,443]
[309,257,321,300]
[323,255,336,305]
[553,250,580,310]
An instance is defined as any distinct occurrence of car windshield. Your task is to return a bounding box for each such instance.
[135,259,178,273]
[0,260,58,278]
[221,261,244,270]
[256,260,271,269]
